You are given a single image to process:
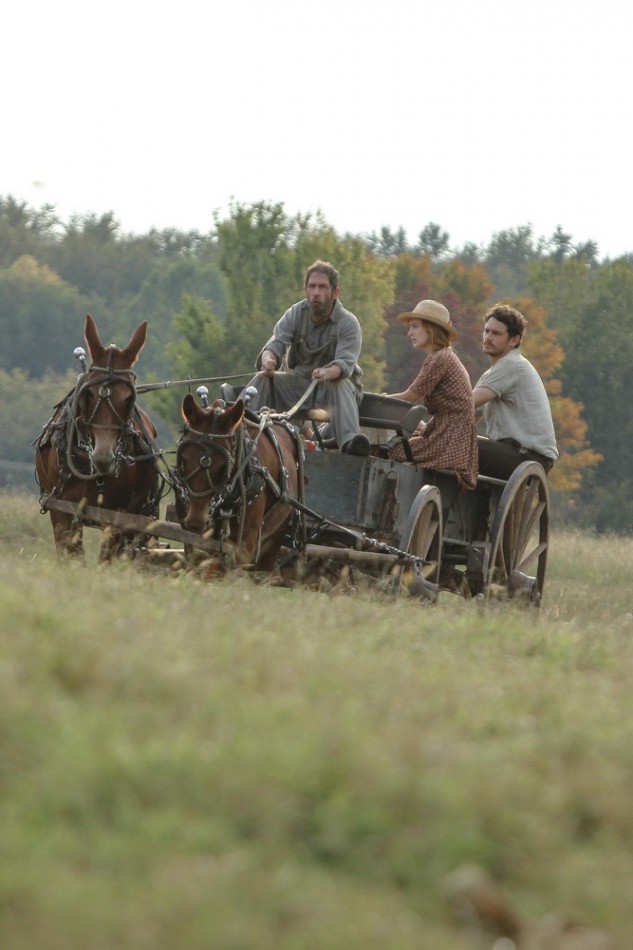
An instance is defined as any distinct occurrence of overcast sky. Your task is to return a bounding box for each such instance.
[4,0,632,258]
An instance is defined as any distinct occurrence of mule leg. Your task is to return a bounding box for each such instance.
[50,512,85,558]
[98,526,138,562]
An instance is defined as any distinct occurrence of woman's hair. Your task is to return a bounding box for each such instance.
[423,320,452,349]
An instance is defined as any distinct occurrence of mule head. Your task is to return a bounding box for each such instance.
[178,395,245,532]
[78,315,148,475]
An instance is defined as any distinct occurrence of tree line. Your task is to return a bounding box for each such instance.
[1,194,631,532]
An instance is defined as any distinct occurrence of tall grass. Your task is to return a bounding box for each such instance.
[2,492,632,948]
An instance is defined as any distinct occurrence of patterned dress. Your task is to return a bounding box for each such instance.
[389,347,478,491]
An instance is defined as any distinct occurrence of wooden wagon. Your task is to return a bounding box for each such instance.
[40,387,550,606]
[279,391,550,604]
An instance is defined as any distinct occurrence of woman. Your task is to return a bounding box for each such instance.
[386,299,478,491]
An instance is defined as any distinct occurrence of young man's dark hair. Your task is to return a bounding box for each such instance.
[484,304,527,346]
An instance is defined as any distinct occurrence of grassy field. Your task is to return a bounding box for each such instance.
[1,491,632,948]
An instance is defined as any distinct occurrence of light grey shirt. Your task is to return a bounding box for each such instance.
[476,349,559,460]
[256,299,363,381]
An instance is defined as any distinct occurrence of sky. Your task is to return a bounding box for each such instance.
[4,0,633,259]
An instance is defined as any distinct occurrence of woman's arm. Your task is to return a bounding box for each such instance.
[385,387,417,402]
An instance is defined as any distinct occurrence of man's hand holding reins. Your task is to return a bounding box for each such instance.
[312,365,342,383]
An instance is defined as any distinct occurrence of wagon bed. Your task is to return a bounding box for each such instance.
[297,447,549,603]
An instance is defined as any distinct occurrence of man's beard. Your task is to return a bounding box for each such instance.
[310,300,331,322]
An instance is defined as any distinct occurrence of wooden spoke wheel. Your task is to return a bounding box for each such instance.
[485,461,549,605]
[396,485,443,600]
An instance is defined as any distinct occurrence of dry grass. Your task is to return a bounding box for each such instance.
[1,492,632,948]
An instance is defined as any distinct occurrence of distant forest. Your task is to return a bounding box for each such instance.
[2,194,632,532]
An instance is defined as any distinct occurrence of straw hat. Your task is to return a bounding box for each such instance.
[397,299,458,340]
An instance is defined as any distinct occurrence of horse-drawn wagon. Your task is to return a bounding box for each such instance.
[34,317,550,607]
[173,383,550,605]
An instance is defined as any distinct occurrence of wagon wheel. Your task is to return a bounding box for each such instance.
[395,485,443,601]
[485,461,549,605]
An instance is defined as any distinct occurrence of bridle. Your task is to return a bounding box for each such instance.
[175,423,242,503]
[74,368,137,431]
[63,348,145,481]
[175,415,257,547]
[175,410,301,550]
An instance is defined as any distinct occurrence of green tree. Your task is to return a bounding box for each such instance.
[0,196,59,268]
[527,256,597,336]
[0,368,76,489]
[216,202,393,390]
[118,256,227,379]
[416,223,450,260]
[149,294,228,423]
[215,202,297,373]
[561,259,633,526]
[365,226,410,258]
[484,225,543,297]
[0,256,99,376]
[46,213,165,305]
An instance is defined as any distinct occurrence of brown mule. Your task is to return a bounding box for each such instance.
[35,314,163,559]
[175,393,301,572]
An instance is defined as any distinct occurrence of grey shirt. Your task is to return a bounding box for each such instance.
[256,299,363,382]
[476,349,559,460]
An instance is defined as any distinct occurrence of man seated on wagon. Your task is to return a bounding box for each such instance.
[473,304,558,479]
[247,260,371,456]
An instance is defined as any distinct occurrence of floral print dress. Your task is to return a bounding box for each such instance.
[389,347,478,491]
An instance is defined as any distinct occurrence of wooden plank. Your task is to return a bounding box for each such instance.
[42,497,224,554]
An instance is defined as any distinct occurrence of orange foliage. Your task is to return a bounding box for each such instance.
[547,397,602,492]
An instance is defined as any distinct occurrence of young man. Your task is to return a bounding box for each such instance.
[473,304,558,479]
[249,260,370,456]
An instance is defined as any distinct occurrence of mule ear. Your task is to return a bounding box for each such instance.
[182,392,202,424]
[121,321,148,366]
[84,313,104,362]
[219,399,245,433]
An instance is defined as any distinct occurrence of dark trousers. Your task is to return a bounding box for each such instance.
[478,436,554,480]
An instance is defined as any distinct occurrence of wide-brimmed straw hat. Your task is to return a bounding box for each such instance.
[397,299,458,340]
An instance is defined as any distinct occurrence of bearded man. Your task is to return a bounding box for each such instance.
[249,259,369,455]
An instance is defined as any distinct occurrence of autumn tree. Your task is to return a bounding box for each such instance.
[383,255,436,393]
[383,256,491,390]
